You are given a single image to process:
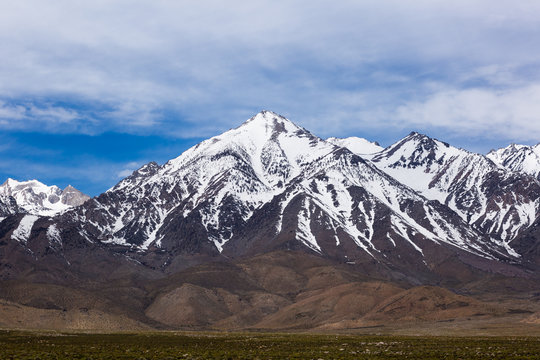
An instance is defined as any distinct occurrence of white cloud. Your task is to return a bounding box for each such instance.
[28,105,79,123]
[0,102,81,128]
[1,1,540,141]
[0,102,26,120]
[395,85,540,141]
[116,162,140,178]
[116,169,134,178]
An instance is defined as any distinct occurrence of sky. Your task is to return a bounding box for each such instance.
[2,1,540,196]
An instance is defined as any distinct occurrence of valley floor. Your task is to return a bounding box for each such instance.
[0,330,539,359]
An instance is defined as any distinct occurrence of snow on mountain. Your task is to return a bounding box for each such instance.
[487,143,540,180]
[226,146,504,261]
[53,111,513,264]
[326,137,383,155]
[371,132,540,243]
[0,179,90,216]
[11,214,40,243]
[64,110,337,251]
[0,194,22,220]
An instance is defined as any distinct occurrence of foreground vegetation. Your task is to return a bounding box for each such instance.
[0,330,539,359]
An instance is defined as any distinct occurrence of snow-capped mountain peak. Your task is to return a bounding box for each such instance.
[242,109,303,131]
[326,136,383,156]
[0,178,90,216]
[158,110,335,187]
[487,143,540,180]
[90,111,338,251]
[374,131,462,166]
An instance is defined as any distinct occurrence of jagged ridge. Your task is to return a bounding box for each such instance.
[370,132,540,245]
[37,112,517,268]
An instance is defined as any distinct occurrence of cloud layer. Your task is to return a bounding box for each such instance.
[1,1,540,147]
[396,85,540,141]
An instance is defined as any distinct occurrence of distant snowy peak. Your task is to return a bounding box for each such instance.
[326,136,383,156]
[0,178,90,216]
[487,143,540,179]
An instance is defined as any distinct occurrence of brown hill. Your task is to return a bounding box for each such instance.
[0,250,538,332]
[0,299,148,331]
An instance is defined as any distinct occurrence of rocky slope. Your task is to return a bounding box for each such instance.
[370,132,540,245]
[0,194,21,219]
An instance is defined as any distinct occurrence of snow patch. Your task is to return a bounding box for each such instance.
[46,224,62,244]
[11,215,39,243]
[296,198,322,253]
[327,136,383,155]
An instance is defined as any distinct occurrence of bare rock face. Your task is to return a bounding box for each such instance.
[60,185,90,207]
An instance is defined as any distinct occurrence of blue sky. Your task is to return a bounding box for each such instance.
[2,1,540,196]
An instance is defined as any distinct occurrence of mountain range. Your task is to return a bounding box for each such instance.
[0,110,539,332]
